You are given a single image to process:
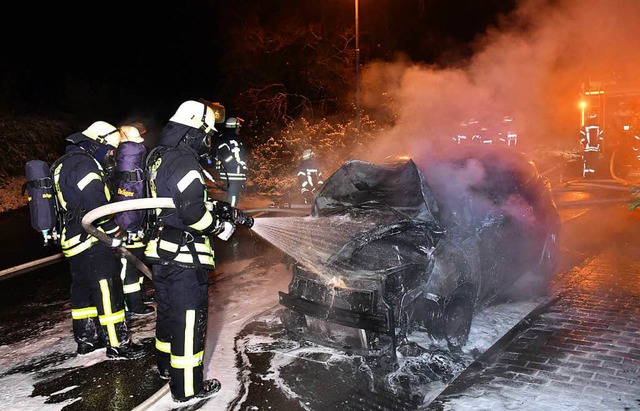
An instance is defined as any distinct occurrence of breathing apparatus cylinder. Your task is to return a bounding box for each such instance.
[23,160,59,245]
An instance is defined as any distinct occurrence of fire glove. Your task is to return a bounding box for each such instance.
[214,200,234,222]
[110,230,126,248]
[216,221,236,241]
[214,201,254,228]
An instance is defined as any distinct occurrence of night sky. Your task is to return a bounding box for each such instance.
[1,0,515,126]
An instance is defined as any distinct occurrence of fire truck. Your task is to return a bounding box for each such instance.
[579,76,640,177]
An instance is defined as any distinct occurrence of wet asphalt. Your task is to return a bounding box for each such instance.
[0,208,166,410]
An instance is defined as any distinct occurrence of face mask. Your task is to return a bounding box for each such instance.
[96,145,116,174]
[198,133,213,155]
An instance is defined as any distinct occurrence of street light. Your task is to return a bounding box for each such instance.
[354,0,360,130]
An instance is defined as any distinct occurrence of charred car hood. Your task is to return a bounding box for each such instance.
[310,159,444,280]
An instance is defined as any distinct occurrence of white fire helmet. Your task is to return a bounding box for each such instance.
[82,121,121,148]
[302,149,314,160]
[119,125,145,143]
[225,116,244,129]
[169,100,217,134]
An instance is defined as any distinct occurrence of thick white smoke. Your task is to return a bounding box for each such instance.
[357,0,640,163]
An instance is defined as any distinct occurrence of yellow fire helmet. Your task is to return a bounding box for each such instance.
[169,100,217,134]
[82,121,121,148]
[119,125,145,143]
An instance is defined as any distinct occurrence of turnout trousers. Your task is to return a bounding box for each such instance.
[152,264,209,399]
[220,178,246,207]
[68,242,129,348]
[119,244,147,313]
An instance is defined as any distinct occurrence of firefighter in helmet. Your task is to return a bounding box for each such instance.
[297,149,324,205]
[215,116,248,207]
[498,115,518,147]
[53,121,145,359]
[580,113,604,177]
[144,100,251,403]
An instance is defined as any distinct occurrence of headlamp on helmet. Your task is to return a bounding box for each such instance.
[225,117,244,129]
[302,149,314,160]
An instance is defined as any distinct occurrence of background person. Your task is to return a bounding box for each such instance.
[215,116,248,207]
[296,148,324,205]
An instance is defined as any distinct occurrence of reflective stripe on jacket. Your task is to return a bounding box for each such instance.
[145,145,217,269]
[53,147,120,257]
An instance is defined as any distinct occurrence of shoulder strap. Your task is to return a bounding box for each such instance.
[50,150,94,174]
[146,146,172,168]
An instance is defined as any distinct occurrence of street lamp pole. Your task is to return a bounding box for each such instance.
[355,0,360,130]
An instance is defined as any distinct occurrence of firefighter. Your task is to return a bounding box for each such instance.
[297,149,324,205]
[215,116,248,207]
[580,113,604,177]
[144,100,249,402]
[468,118,484,144]
[113,124,154,317]
[53,121,145,359]
[498,115,518,147]
[452,119,469,144]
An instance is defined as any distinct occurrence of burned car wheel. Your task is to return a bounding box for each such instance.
[441,295,473,348]
[409,296,441,336]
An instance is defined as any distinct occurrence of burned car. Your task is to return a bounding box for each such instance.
[278,147,560,355]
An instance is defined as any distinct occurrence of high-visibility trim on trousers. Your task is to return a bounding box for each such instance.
[156,338,171,354]
[72,306,98,319]
[170,310,203,397]
[98,279,125,347]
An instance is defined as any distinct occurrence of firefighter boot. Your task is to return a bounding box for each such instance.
[105,322,146,359]
[106,339,147,360]
[75,317,106,355]
[126,286,155,317]
[156,351,171,380]
[172,379,221,403]
[77,339,106,355]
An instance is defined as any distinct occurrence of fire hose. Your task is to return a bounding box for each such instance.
[81,198,176,280]
[0,202,310,282]
[80,197,264,280]
[559,148,639,192]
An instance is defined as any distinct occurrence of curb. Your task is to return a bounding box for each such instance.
[426,294,561,409]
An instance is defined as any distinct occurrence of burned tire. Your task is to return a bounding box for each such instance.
[442,295,473,349]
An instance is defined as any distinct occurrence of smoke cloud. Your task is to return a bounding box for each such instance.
[358,0,640,162]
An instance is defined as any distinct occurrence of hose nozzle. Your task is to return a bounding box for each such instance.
[237,215,254,229]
